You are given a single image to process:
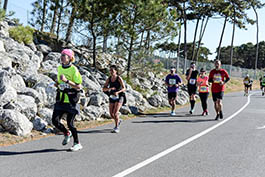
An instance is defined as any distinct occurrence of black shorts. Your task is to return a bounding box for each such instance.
[168,92,177,100]
[212,92,224,102]
[188,85,197,96]
[244,84,250,88]
[109,96,124,104]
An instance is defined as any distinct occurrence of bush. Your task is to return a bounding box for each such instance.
[9,26,34,45]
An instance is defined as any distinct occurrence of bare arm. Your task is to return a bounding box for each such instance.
[59,74,81,90]
[116,76,126,94]
[103,78,110,92]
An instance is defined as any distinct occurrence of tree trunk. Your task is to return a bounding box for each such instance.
[230,10,236,75]
[127,35,134,78]
[177,23,182,73]
[92,31,97,68]
[253,5,259,79]
[139,31,144,48]
[40,0,47,32]
[3,0,8,12]
[145,30,151,55]
[116,36,120,55]
[191,18,200,61]
[217,16,227,60]
[182,2,187,74]
[195,16,209,62]
[102,34,108,52]
[56,0,64,41]
[50,0,59,34]
[65,2,77,43]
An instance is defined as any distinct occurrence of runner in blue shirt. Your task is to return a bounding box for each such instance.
[165,67,182,116]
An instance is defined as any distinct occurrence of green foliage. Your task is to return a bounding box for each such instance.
[9,26,35,45]
[0,8,5,22]
[219,41,265,69]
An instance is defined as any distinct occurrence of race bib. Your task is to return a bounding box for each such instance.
[244,80,249,84]
[213,74,222,84]
[58,83,71,90]
[200,86,208,93]
[169,79,176,85]
[189,78,196,85]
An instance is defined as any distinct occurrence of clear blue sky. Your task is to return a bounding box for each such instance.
[7,0,265,60]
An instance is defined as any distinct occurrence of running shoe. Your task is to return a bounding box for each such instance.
[189,109,194,114]
[70,143,83,151]
[219,111,223,119]
[62,131,72,146]
[111,127,120,133]
[170,111,176,116]
[201,111,206,116]
[215,114,220,120]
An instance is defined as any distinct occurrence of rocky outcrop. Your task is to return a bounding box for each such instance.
[0,20,190,137]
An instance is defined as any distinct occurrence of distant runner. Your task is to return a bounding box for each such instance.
[165,67,182,116]
[243,74,251,96]
[197,68,210,116]
[209,60,230,120]
[186,62,199,114]
[260,75,265,96]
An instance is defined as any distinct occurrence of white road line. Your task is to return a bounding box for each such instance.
[112,93,253,177]
[256,125,265,130]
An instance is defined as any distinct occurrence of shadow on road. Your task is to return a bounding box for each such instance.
[78,128,113,134]
[0,148,67,156]
[141,112,203,118]
[132,118,215,124]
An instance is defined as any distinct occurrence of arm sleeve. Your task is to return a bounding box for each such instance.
[73,69,82,84]
[177,75,182,84]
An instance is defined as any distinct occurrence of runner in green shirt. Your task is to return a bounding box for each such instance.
[52,49,83,151]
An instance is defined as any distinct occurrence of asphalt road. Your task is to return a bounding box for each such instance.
[1,91,265,177]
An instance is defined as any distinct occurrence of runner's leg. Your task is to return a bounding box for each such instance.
[52,109,68,135]
[66,112,79,144]
[113,101,123,128]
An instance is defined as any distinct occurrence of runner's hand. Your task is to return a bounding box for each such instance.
[109,87,116,91]
[60,74,67,82]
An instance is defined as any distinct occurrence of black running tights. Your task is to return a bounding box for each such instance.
[52,110,79,144]
[199,92,209,111]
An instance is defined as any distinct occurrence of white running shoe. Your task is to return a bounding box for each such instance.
[70,143,83,151]
[170,112,176,116]
[111,127,120,133]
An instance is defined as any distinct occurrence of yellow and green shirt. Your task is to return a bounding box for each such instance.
[57,65,82,103]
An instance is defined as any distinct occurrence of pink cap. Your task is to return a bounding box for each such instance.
[61,49,74,58]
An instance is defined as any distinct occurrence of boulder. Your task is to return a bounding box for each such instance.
[16,95,37,120]
[33,117,48,131]
[38,108,53,125]
[0,109,33,136]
